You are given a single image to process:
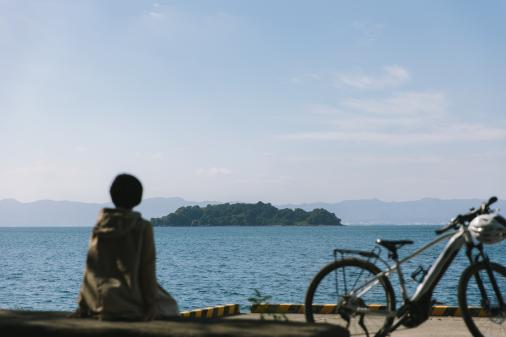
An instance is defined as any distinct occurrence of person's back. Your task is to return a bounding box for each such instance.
[74,174,178,321]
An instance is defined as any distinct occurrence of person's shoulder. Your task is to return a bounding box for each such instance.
[141,217,152,226]
[138,216,153,229]
[138,217,155,238]
[123,210,151,230]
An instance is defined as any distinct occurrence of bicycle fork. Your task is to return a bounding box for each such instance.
[466,245,506,316]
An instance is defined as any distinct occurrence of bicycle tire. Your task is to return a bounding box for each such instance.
[305,258,395,337]
[458,261,506,337]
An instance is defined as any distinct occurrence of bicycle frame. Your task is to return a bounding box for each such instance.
[350,225,474,328]
[398,227,467,303]
[354,227,466,298]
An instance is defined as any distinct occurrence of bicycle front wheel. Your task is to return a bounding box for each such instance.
[458,262,506,337]
[305,258,395,337]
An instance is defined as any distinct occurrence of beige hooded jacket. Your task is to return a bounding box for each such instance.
[76,208,179,320]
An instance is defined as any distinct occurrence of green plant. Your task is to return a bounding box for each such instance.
[247,289,288,321]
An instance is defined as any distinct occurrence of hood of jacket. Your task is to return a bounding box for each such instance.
[93,208,142,238]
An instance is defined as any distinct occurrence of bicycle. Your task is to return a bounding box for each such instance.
[305,196,506,337]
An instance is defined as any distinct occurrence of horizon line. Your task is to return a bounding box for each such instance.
[0,196,497,205]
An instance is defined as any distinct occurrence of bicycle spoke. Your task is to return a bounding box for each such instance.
[305,259,395,337]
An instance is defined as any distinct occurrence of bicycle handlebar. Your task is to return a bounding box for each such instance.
[435,196,498,235]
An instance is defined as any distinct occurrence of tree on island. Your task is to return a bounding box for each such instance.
[151,202,342,226]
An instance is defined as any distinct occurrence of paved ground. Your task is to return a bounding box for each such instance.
[3,309,504,337]
[228,313,500,336]
[0,310,349,337]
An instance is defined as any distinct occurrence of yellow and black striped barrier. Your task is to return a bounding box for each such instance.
[431,305,490,317]
[180,304,241,319]
[251,304,491,317]
[252,304,305,314]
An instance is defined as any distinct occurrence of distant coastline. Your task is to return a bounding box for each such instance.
[1,197,501,226]
[151,202,342,227]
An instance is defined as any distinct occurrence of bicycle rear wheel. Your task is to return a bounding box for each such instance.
[458,262,506,337]
[305,258,395,337]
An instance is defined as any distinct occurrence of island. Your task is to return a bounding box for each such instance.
[151,201,342,226]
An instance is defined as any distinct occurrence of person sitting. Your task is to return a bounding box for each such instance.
[73,173,179,321]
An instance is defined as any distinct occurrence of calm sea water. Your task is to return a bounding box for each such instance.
[1,225,505,311]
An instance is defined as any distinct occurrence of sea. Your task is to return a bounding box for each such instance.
[1,225,505,312]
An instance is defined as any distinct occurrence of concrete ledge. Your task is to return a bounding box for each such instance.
[0,309,349,337]
[251,304,489,317]
[180,304,240,319]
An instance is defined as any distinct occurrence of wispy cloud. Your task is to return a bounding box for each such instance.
[290,73,321,85]
[306,104,342,115]
[352,20,384,42]
[281,90,506,144]
[145,2,164,19]
[312,91,447,121]
[281,126,506,144]
[232,174,294,186]
[342,91,446,118]
[75,145,88,152]
[335,65,410,90]
[195,167,232,177]
[141,3,241,36]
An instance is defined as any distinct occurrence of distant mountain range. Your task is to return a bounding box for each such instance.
[0,197,211,227]
[281,198,506,225]
[0,197,503,226]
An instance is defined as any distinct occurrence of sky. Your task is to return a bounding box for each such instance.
[1,0,505,204]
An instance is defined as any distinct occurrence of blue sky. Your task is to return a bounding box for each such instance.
[1,1,505,203]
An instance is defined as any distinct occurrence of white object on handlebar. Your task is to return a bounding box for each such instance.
[469,213,506,244]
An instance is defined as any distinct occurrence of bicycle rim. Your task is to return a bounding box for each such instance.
[459,262,506,337]
[305,258,395,337]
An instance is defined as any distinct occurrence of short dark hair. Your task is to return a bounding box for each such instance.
[110,174,143,209]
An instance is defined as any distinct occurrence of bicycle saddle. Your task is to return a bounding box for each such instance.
[376,239,414,259]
